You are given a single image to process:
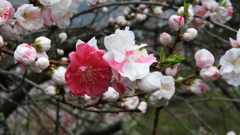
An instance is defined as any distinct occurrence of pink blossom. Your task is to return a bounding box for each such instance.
[103,27,156,81]
[0,0,15,26]
[229,29,240,48]
[165,66,178,76]
[200,66,220,81]
[194,49,215,69]
[41,7,56,27]
[152,75,175,100]
[159,32,171,46]
[137,72,161,93]
[219,48,240,86]
[190,79,209,95]
[65,43,112,98]
[123,96,139,110]
[168,15,185,31]
[14,44,37,65]
[102,87,119,102]
[14,4,44,31]
[137,101,147,113]
[200,0,218,10]
[111,69,137,95]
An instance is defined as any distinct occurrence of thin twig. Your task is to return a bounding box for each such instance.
[164,108,195,135]
[152,107,163,135]
[174,96,218,134]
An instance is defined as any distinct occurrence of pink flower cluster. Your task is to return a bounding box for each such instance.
[0,0,81,40]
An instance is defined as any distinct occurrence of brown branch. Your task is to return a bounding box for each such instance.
[152,107,163,135]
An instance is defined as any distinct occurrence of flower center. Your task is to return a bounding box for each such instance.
[79,66,97,84]
[161,82,171,91]
[23,12,35,25]
[232,58,240,70]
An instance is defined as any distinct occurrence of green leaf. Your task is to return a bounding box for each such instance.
[183,1,189,15]
[159,48,166,64]
[158,50,185,67]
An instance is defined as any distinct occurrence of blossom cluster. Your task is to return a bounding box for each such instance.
[0,0,81,40]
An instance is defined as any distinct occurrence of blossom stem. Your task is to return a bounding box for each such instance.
[175,73,196,84]
[168,29,181,56]
[152,107,164,135]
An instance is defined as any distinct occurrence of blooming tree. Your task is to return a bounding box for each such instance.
[0,0,240,134]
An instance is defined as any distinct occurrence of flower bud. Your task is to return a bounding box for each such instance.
[177,6,194,20]
[84,94,91,101]
[29,64,42,73]
[190,79,209,95]
[168,15,185,31]
[149,95,169,107]
[153,6,163,14]
[135,13,146,21]
[35,57,49,70]
[194,49,215,69]
[45,86,58,96]
[14,44,37,65]
[102,87,119,102]
[160,32,172,46]
[34,36,51,52]
[58,32,67,42]
[182,28,198,41]
[101,7,108,13]
[165,66,178,76]
[226,131,236,135]
[137,73,161,93]
[200,66,220,81]
[116,15,127,26]
[124,96,139,110]
[57,48,64,56]
[0,35,3,47]
[137,101,147,113]
[52,66,66,85]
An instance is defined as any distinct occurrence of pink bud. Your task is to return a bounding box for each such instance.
[165,66,178,76]
[149,95,169,107]
[34,36,51,52]
[57,48,64,56]
[168,15,185,31]
[0,35,3,47]
[116,16,127,26]
[135,13,146,21]
[14,44,37,65]
[137,101,147,113]
[160,32,172,45]
[137,73,161,93]
[177,6,194,20]
[35,57,49,70]
[124,96,139,110]
[190,79,209,95]
[45,86,57,96]
[200,66,220,81]
[58,32,67,42]
[194,49,215,69]
[52,66,66,85]
[182,28,198,41]
[101,7,108,13]
[102,87,119,102]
